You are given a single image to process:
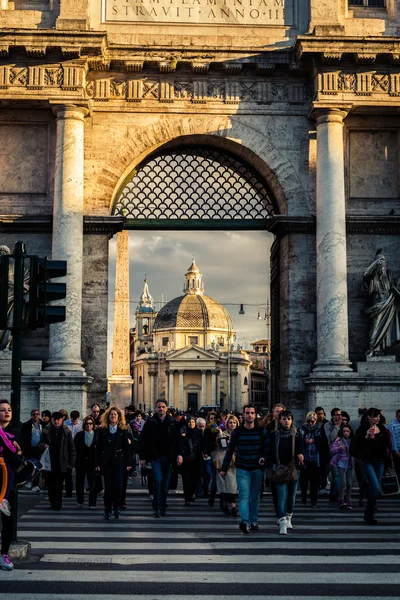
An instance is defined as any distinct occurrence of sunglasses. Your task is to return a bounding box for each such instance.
[307,419,316,423]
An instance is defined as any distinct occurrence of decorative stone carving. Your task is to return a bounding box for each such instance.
[0,63,85,93]
[318,71,400,99]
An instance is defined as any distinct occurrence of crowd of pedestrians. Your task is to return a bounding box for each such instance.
[0,396,399,571]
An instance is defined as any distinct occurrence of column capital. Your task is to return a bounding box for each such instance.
[51,104,90,122]
[311,107,349,125]
[201,370,207,375]
[178,369,184,375]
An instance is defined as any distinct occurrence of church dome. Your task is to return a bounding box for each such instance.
[153,294,233,332]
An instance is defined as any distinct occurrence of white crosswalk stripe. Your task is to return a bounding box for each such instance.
[3,492,400,599]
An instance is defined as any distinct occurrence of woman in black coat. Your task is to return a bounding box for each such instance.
[95,407,132,520]
[181,416,202,506]
[351,407,392,524]
[74,416,98,509]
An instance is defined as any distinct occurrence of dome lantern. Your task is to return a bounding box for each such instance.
[183,257,204,296]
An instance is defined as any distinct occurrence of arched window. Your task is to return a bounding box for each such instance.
[244,376,248,386]
[139,376,142,385]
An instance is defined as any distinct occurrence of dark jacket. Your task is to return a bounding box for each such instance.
[267,430,304,468]
[39,424,76,473]
[181,426,202,462]
[139,414,183,463]
[20,419,44,457]
[95,427,132,468]
[351,423,391,463]
[74,430,97,466]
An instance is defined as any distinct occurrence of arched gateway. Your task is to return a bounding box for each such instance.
[109,142,282,409]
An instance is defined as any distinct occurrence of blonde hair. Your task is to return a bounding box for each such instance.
[225,415,240,429]
[306,411,317,422]
[100,406,127,430]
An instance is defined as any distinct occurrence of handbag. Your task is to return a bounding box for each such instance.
[380,473,400,496]
[267,434,298,484]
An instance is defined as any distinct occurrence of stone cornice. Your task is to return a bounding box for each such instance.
[267,216,316,236]
[295,36,400,67]
[346,216,400,235]
[0,30,107,59]
[0,215,125,235]
[83,216,125,235]
[0,215,52,233]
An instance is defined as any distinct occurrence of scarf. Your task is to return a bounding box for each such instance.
[0,427,16,453]
[84,430,94,447]
[274,426,295,467]
[109,425,117,434]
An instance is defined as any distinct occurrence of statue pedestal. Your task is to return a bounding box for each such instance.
[304,356,400,418]
[108,375,133,409]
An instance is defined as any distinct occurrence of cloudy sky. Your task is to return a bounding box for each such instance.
[107,230,273,372]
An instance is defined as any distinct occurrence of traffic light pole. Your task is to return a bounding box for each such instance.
[10,240,26,542]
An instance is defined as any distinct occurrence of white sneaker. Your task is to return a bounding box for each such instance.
[0,553,14,570]
[278,517,287,535]
[0,499,11,517]
[32,486,41,494]
[89,506,96,510]
[286,514,293,529]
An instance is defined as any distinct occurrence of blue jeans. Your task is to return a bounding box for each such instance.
[236,468,264,526]
[151,457,172,512]
[362,460,384,520]
[275,471,300,520]
[205,459,217,496]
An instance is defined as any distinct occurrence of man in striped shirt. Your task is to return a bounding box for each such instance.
[220,405,267,534]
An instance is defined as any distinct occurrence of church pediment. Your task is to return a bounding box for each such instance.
[167,344,218,362]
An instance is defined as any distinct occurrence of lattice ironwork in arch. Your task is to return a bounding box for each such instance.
[114,147,275,228]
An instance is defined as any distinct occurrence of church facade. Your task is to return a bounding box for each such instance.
[131,260,251,412]
[0,1,400,420]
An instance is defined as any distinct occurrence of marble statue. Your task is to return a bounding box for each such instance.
[363,250,400,356]
[0,245,30,352]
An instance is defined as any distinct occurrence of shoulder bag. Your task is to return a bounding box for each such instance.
[267,433,297,484]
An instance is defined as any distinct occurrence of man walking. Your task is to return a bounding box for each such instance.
[140,400,183,518]
[39,411,76,510]
[220,404,266,534]
[389,409,400,483]
[20,408,43,492]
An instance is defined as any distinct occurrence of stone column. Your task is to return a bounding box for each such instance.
[211,370,216,404]
[230,371,236,412]
[1,1,8,10]
[165,370,170,404]
[169,370,175,407]
[201,370,207,406]
[178,370,184,412]
[313,109,352,372]
[40,105,93,414]
[109,230,133,406]
[215,369,220,406]
[47,105,88,373]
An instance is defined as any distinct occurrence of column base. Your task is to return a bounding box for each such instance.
[108,375,133,409]
[45,359,85,372]
[312,359,353,373]
[36,371,93,416]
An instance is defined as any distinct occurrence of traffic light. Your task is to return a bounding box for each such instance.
[28,257,67,329]
[0,255,9,329]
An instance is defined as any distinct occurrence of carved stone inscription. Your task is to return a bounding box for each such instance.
[103,0,295,26]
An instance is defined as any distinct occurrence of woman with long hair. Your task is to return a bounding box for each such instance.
[351,407,392,524]
[214,414,239,516]
[181,416,202,506]
[95,406,132,520]
[299,411,323,508]
[266,410,304,535]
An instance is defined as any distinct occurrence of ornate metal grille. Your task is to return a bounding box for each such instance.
[114,147,275,223]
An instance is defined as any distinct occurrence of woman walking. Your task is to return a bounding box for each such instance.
[330,425,355,510]
[214,414,239,516]
[96,407,132,520]
[74,416,98,509]
[181,416,202,506]
[267,410,304,535]
[351,407,392,524]
[300,411,323,508]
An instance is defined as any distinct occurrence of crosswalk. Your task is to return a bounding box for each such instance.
[2,491,400,599]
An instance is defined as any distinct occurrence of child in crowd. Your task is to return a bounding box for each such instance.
[330,425,355,510]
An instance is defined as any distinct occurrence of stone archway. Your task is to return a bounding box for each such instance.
[89,115,307,217]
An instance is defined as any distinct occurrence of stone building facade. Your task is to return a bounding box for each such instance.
[0,0,400,420]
